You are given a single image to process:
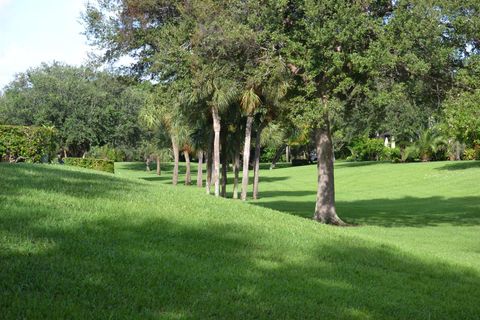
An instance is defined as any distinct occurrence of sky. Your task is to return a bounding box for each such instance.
[0,0,92,88]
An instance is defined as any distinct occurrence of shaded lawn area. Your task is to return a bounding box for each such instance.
[1,163,479,319]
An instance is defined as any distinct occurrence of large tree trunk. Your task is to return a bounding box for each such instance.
[184,150,191,185]
[156,155,161,176]
[212,106,221,197]
[232,148,240,199]
[313,126,345,225]
[253,121,266,200]
[197,150,203,187]
[172,138,179,186]
[241,115,254,201]
[270,144,286,170]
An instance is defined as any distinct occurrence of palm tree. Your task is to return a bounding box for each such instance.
[403,130,446,162]
[240,88,262,201]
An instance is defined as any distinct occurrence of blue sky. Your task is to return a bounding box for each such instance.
[0,0,91,88]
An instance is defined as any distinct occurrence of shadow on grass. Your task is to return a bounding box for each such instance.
[0,163,138,199]
[252,195,480,227]
[436,161,480,171]
[141,176,172,182]
[0,202,479,319]
[335,161,389,168]
[2,205,480,319]
[1,163,480,318]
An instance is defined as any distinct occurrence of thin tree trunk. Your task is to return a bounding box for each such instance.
[184,150,191,185]
[197,150,203,187]
[313,125,346,226]
[270,144,286,170]
[241,115,254,201]
[286,145,290,163]
[253,121,266,200]
[232,148,240,199]
[212,106,221,197]
[172,138,179,186]
[156,155,161,176]
[221,145,228,197]
[206,133,213,194]
[146,156,151,171]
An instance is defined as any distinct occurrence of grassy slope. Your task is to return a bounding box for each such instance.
[1,161,479,319]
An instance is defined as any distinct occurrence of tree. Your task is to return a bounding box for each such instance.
[0,63,145,156]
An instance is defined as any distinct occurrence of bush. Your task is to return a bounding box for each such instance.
[382,147,402,162]
[463,147,480,161]
[87,145,127,162]
[64,158,115,173]
[348,137,389,161]
[0,125,58,163]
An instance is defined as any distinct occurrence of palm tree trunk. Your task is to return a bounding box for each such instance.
[206,149,212,193]
[172,138,179,186]
[184,150,191,185]
[241,115,254,201]
[313,124,345,226]
[221,146,228,197]
[270,144,286,170]
[156,155,161,176]
[232,148,240,199]
[212,106,221,197]
[253,121,266,200]
[146,156,151,171]
[197,150,203,187]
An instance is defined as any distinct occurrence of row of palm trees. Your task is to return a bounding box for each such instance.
[140,78,291,201]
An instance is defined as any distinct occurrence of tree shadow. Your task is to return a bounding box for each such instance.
[252,196,480,227]
[1,163,480,318]
[1,201,479,319]
[0,163,138,200]
[335,161,389,168]
[436,161,480,171]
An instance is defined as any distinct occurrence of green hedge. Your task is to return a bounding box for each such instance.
[64,158,115,174]
[0,125,58,163]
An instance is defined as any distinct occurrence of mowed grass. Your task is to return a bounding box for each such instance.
[0,161,479,319]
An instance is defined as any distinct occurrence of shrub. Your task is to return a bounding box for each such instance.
[64,158,115,173]
[348,137,388,161]
[87,145,127,162]
[382,147,402,162]
[0,125,58,163]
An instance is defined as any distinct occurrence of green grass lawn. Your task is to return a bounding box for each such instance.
[1,161,479,319]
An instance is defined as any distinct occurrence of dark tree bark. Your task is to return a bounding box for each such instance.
[253,121,266,200]
[232,148,240,199]
[197,150,203,187]
[270,144,286,170]
[184,150,191,185]
[221,149,228,197]
[156,155,161,176]
[313,125,346,225]
[241,115,254,200]
[212,106,221,197]
[172,138,179,186]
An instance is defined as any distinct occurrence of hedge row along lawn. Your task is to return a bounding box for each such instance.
[1,161,479,319]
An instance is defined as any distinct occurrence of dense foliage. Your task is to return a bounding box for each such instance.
[0,63,147,157]
[64,157,115,173]
[0,125,58,163]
